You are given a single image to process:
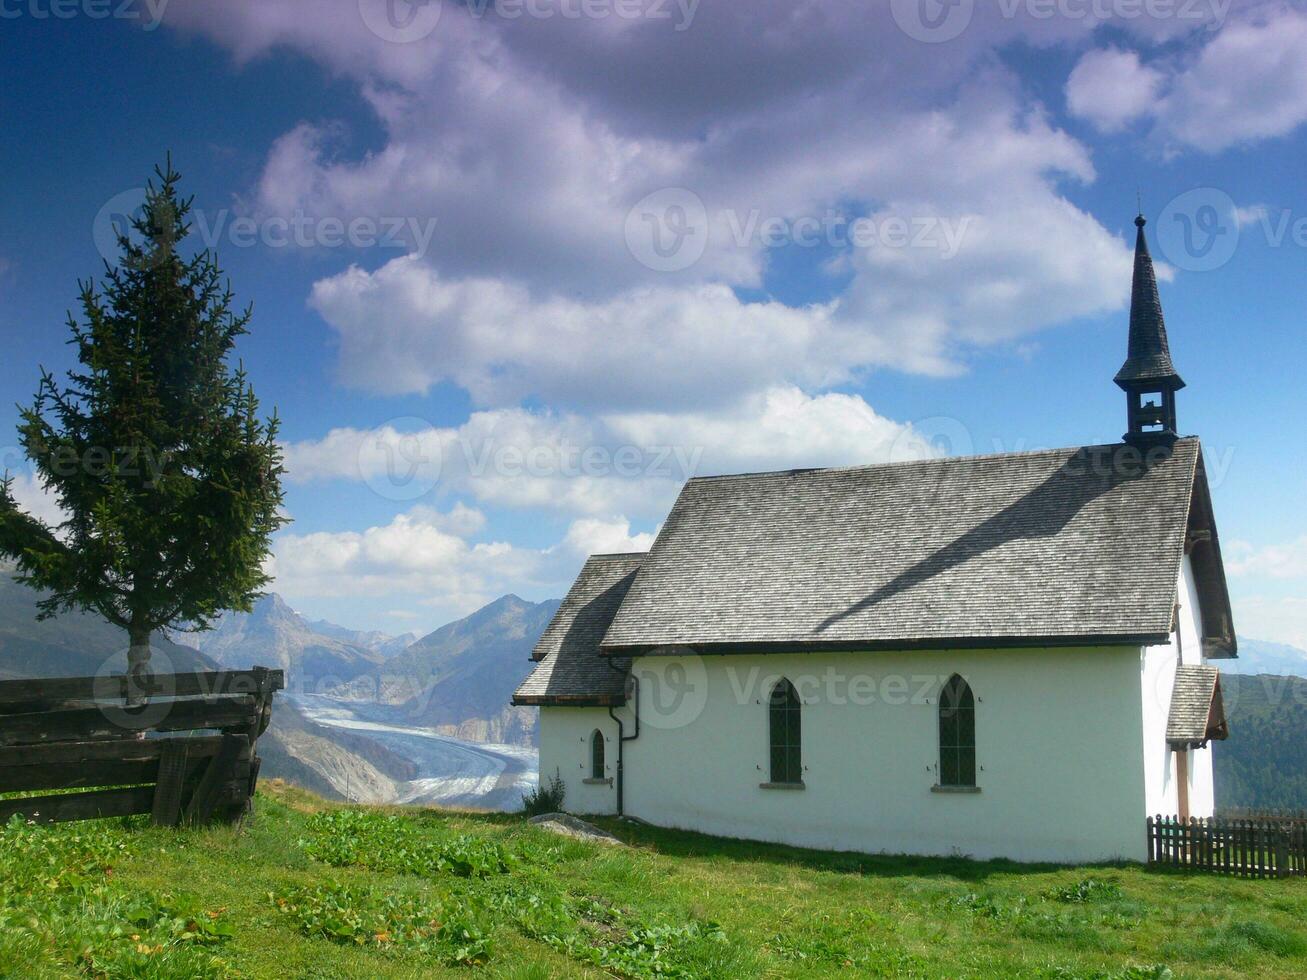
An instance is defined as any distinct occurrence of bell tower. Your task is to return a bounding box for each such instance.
[1116,213,1184,445]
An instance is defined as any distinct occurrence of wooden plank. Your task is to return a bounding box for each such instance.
[0,786,154,824]
[0,696,260,746]
[0,758,158,793]
[184,734,246,825]
[151,740,192,827]
[0,734,224,768]
[0,669,285,709]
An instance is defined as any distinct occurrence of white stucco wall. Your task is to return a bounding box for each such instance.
[1140,555,1216,819]
[537,707,619,815]
[582,645,1151,864]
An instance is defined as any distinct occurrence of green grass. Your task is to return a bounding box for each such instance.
[3,782,1307,979]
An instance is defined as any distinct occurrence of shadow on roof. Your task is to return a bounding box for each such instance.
[817,444,1168,635]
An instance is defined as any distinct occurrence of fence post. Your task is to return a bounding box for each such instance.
[1276,828,1290,879]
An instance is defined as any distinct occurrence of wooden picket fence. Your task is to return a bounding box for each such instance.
[1147,815,1307,878]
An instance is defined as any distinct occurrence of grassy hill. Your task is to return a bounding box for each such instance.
[1215,673,1307,811]
[4,784,1307,979]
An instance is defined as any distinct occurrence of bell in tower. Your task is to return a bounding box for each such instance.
[1116,213,1184,445]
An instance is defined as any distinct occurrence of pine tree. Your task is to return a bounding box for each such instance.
[0,160,286,680]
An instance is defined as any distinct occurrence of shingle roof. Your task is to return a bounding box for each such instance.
[512,554,641,705]
[602,438,1231,653]
[1116,216,1184,387]
[1167,665,1228,746]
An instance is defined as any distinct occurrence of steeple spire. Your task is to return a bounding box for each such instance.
[1116,214,1184,445]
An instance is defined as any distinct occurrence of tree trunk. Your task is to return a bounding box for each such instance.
[126,625,153,706]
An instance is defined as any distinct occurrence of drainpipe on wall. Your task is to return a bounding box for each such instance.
[606,659,639,817]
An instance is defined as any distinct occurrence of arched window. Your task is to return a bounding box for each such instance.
[590,729,605,780]
[769,679,802,784]
[938,674,976,787]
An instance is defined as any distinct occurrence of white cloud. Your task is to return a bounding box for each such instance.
[281,387,933,519]
[1227,536,1307,579]
[1155,5,1307,152]
[308,262,840,407]
[164,0,1139,403]
[605,386,934,475]
[1070,7,1307,152]
[4,473,67,529]
[560,517,657,556]
[1066,47,1165,132]
[266,504,648,622]
[1233,595,1307,652]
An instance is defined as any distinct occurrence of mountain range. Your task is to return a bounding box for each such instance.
[178,593,414,693]
[332,594,561,745]
[1222,636,1307,677]
[0,568,217,679]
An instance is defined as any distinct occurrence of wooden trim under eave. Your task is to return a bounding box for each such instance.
[511,695,626,707]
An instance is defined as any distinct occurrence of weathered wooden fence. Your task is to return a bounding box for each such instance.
[0,667,283,827]
[1147,814,1307,877]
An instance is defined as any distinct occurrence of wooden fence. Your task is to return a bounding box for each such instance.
[0,667,283,827]
[1147,814,1307,877]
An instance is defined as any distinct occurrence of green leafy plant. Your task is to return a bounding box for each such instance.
[300,808,514,878]
[271,882,491,965]
[522,769,566,817]
[0,816,236,978]
[1051,877,1125,904]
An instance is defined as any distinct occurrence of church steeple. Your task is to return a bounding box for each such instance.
[1116,214,1184,445]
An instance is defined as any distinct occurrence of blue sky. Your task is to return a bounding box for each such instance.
[1,1,1305,645]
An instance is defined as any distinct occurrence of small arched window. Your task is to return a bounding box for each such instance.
[938,674,976,787]
[769,679,802,784]
[590,729,605,780]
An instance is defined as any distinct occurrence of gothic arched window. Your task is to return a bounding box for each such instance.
[769,679,802,784]
[938,674,976,787]
[590,729,605,780]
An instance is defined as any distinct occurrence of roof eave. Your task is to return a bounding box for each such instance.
[511,694,625,707]
[600,633,1169,657]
